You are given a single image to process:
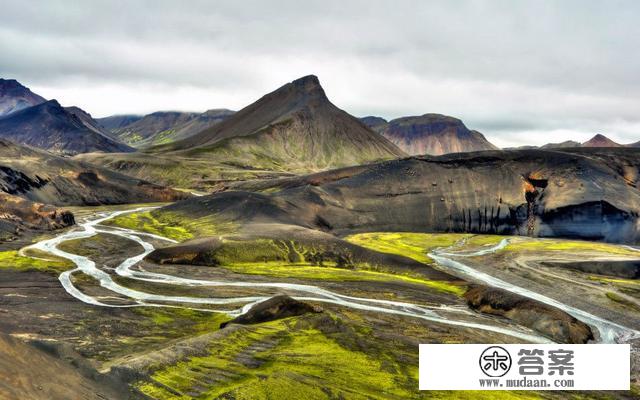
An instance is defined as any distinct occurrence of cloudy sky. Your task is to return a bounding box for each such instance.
[1,0,639,147]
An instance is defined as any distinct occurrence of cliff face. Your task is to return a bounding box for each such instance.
[164,148,640,244]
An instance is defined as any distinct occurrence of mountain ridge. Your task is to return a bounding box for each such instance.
[0,100,134,155]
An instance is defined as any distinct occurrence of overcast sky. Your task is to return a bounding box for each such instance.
[1,0,639,147]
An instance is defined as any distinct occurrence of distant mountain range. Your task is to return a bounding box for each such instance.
[513,134,629,150]
[98,109,236,148]
[1,76,639,188]
[361,114,498,155]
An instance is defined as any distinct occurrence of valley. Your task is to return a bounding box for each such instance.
[2,203,640,398]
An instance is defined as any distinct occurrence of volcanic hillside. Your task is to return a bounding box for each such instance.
[78,76,406,189]
[0,100,133,155]
[0,79,46,117]
[363,113,498,156]
[155,75,406,169]
[159,147,640,244]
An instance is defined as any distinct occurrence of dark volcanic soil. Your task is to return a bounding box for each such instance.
[164,147,640,244]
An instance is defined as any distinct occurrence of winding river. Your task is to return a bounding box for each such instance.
[23,207,640,344]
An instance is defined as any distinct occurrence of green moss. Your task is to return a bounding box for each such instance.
[136,315,549,400]
[345,233,468,265]
[0,250,72,273]
[504,239,640,256]
[137,317,417,399]
[104,211,194,241]
[224,262,465,296]
[200,237,464,296]
[133,307,230,335]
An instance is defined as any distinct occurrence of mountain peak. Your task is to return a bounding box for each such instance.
[291,74,321,87]
[0,78,47,117]
[582,134,622,147]
[285,75,326,100]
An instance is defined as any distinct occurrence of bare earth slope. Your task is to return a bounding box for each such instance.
[0,332,129,400]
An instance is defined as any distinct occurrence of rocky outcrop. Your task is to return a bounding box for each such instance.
[220,295,322,328]
[464,286,594,343]
[0,193,75,241]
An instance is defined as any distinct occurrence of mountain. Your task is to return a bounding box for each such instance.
[0,100,134,155]
[64,106,116,138]
[582,134,623,148]
[541,140,581,149]
[98,109,235,148]
[108,111,199,146]
[152,108,236,145]
[158,75,405,166]
[369,114,499,156]
[79,75,406,189]
[359,116,388,131]
[96,114,143,131]
[0,79,46,117]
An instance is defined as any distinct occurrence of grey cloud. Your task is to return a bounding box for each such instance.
[0,0,639,146]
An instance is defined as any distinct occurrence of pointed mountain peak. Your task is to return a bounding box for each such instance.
[278,74,327,103]
[291,74,321,88]
[582,134,622,147]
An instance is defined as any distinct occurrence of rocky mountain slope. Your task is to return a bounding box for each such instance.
[158,75,405,167]
[0,100,134,155]
[0,139,187,206]
[97,114,143,131]
[0,79,46,117]
[0,192,74,243]
[160,147,640,244]
[362,113,498,155]
[78,76,405,189]
[98,109,235,148]
[106,111,199,146]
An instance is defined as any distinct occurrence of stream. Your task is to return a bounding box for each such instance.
[23,207,640,344]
